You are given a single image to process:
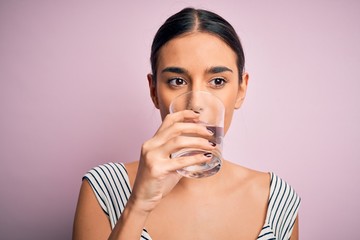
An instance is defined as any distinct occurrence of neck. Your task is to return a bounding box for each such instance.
[176,160,231,194]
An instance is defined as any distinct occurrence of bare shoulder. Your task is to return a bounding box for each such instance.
[225,161,271,197]
[246,167,271,190]
[73,179,111,239]
[215,162,271,237]
[246,168,271,200]
[124,161,139,188]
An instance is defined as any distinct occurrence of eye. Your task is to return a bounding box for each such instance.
[167,77,187,87]
[209,78,227,88]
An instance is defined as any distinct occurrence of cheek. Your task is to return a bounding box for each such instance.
[221,95,239,135]
[156,92,172,121]
[224,108,235,135]
[159,105,169,121]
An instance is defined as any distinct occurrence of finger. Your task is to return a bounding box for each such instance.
[162,135,216,155]
[156,122,213,144]
[159,110,200,131]
[167,153,213,172]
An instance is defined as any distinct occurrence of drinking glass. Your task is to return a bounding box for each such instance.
[169,91,225,178]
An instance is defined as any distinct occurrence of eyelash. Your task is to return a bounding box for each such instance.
[167,77,227,88]
[209,78,227,88]
[167,78,187,87]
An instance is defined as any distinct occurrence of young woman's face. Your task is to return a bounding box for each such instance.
[148,32,248,134]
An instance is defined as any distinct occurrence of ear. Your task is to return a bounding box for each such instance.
[235,72,249,109]
[147,73,160,109]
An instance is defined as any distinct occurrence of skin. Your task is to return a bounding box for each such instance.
[73,32,299,239]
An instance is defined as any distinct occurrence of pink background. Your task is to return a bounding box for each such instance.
[1,1,359,239]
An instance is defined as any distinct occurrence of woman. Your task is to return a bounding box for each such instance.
[73,7,300,240]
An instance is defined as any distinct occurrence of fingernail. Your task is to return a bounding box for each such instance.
[204,153,212,158]
[207,129,214,135]
[209,141,216,147]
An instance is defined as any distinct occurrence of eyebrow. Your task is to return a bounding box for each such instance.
[161,67,188,74]
[161,66,233,74]
[207,66,233,74]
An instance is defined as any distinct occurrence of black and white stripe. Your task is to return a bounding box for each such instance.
[257,172,301,239]
[84,163,300,240]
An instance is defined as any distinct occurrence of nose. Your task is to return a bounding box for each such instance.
[187,91,206,113]
[189,80,205,93]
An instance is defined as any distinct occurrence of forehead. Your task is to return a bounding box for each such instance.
[157,32,238,73]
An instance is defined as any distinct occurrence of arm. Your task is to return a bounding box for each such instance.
[72,180,112,240]
[290,217,299,240]
[108,196,149,240]
[72,179,151,240]
[73,110,213,239]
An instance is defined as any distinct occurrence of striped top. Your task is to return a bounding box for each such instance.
[84,162,301,240]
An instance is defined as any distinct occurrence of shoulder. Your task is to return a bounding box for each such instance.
[223,161,271,207]
[83,162,132,204]
[264,172,301,239]
[226,161,270,193]
[83,162,129,184]
[123,161,139,189]
[268,172,301,202]
[268,173,301,212]
[81,162,135,227]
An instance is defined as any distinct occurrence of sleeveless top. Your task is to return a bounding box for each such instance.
[83,162,301,240]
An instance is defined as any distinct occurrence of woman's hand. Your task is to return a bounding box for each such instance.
[129,110,215,213]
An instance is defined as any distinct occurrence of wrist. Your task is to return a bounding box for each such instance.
[127,193,159,214]
[109,196,151,240]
